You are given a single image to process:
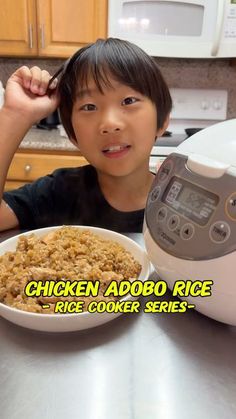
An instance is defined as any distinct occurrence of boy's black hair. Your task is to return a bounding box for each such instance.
[58,38,172,141]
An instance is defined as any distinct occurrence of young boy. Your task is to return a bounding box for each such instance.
[0,38,172,233]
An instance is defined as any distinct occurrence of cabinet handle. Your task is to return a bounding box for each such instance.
[40,24,45,49]
[29,24,33,49]
[24,164,32,173]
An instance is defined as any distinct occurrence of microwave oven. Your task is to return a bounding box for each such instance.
[108,0,236,58]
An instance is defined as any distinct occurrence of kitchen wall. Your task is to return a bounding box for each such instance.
[0,56,235,119]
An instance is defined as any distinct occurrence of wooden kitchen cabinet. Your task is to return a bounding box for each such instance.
[0,0,107,57]
[5,150,88,191]
[0,0,37,56]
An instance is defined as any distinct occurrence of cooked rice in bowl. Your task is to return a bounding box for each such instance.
[0,226,142,314]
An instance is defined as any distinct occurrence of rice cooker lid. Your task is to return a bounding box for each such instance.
[177,118,236,170]
[145,152,236,261]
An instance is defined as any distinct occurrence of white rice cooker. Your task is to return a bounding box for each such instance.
[144,118,236,325]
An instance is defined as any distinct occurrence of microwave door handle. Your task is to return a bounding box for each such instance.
[211,0,225,56]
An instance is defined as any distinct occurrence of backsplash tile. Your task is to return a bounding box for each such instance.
[0,57,235,118]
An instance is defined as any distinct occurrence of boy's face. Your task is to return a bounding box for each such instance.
[71,75,166,177]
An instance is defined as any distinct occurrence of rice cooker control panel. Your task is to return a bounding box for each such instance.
[145,153,236,260]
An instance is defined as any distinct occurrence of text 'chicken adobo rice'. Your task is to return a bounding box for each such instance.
[0,227,141,314]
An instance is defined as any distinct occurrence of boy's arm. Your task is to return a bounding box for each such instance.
[0,200,19,231]
[0,66,59,231]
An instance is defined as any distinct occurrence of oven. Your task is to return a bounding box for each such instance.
[149,88,228,173]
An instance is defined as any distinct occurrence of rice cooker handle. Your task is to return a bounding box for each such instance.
[187,154,229,178]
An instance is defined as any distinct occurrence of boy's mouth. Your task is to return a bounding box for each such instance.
[102,144,131,154]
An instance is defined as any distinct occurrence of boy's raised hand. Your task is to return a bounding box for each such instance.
[3,66,59,126]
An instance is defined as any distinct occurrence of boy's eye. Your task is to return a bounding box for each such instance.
[80,103,97,111]
[122,97,139,106]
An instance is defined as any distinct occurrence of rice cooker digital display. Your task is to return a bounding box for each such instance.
[162,176,219,226]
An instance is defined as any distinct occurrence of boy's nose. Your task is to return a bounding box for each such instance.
[101,126,121,134]
[99,110,124,135]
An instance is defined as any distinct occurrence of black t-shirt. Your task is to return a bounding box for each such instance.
[3,165,144,232]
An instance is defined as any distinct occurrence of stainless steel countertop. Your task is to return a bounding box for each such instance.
[1,231,236,419]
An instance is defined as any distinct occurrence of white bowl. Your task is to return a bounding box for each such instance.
[0,226,150,332]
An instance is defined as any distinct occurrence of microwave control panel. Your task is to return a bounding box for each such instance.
[225,0,236,39]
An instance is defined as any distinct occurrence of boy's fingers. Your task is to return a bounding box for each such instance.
[29,67,57,95]
[38,70,52,95]
[48,77,58,90]
[12,66,32,89]
[9,65,56,97]
[29,66,45,94]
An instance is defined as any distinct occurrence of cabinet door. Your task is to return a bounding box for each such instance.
[37,0,107,57]
[0,0,37,56]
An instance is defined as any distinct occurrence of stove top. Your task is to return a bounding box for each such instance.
[154,133,187,147]
[150,88,228,157]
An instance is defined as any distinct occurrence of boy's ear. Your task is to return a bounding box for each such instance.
[156,114,170,138]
